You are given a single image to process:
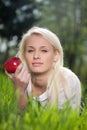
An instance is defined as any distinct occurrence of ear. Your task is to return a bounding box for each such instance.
[53,50,60,62]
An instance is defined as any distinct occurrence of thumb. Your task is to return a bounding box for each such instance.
[5,70,14,79]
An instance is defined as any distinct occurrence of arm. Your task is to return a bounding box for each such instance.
[67,71,81,109]
[60,67,81,110]
[5,63,30,109]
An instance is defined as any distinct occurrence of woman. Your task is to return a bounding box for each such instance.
[5,26,81,110]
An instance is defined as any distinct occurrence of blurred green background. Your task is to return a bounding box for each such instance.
[0,0,87,84]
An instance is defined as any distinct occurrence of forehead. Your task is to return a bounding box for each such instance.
[25,34,53,48]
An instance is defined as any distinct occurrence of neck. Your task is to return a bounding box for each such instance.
[31,73,48,88]
[31,70,53,97]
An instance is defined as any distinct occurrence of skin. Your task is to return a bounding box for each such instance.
[5,34,60,108]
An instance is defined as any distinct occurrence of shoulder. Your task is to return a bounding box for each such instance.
[60,67,81,85]
[60,67,76,77]
[60,67,81,94]
[60,67,81,108]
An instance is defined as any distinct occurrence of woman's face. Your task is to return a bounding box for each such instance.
[24,34,59,74]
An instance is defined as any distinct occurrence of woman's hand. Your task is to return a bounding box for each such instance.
[5,63,30,109]
[5,63,30,92]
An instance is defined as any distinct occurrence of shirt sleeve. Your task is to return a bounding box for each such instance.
[59,67,81,110]
[68,72,81,109]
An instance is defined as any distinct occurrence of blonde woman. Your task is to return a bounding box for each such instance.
[5,26,81,110]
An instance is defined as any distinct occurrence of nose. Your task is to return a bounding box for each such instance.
[33,51,40,59]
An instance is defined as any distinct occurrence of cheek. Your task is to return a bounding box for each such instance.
[43,54,54,64]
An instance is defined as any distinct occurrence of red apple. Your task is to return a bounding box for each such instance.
[4,57,21,73]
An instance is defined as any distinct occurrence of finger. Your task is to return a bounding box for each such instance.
[5,70,14,79]
[15,63,23,74]
[19,65,30,80]
[22,70,30,82]
[16,64,30,84]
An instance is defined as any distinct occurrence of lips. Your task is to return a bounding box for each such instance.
[32,62,43,67]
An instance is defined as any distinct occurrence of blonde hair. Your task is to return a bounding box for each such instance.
[17,26,81,107]
[17,27,63,67]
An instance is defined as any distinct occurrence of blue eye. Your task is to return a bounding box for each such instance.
[41,50,48,52]
[28,50,34,52]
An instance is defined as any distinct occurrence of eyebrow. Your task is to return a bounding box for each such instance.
[26,46,49,48]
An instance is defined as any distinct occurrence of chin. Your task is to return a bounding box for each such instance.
[32,71,43,74]
[31,70,45,75]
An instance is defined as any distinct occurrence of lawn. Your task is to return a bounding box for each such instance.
[0,72,87,130]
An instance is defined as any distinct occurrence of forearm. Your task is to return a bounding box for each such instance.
[17,89,28,109]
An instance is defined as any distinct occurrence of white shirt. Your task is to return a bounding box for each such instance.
[26,80,48,106]
[26,67,81,109]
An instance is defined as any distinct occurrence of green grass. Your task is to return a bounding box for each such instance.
[0,72,87,130]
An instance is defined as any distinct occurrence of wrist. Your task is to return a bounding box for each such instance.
[19,89,26,96]
[14,85,26,93]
